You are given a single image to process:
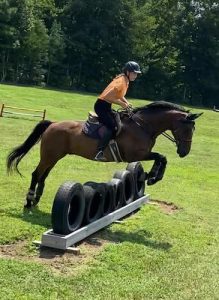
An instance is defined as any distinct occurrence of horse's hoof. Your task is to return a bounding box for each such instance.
[147,178,156,185]
[32,198,40,207]
[23,205,33,214]
[24,198,32,208]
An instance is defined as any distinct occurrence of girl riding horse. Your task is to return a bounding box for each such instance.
[94,61,141,161]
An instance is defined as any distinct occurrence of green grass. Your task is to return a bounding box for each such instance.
[0,83,218,299]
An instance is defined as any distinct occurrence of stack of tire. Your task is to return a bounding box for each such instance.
[52,162,146,235]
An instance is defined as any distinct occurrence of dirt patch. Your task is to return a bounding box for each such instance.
[149,199,182,214]
[0,233,111,275]
[0,201,179,272]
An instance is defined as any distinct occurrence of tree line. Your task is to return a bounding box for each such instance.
[0,0,218,107]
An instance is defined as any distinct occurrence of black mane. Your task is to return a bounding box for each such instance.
[132,101,189,114]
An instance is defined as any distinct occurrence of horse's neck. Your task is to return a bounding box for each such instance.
[139,110,186,136]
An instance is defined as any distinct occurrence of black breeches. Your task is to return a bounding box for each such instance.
[94,99,117,133]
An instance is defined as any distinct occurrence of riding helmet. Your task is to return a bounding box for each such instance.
[123,61,142,74]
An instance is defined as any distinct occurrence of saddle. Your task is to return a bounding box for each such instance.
[82,111,123,162]
[82,111,122,139]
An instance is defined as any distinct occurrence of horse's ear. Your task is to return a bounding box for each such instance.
[187,112,203,121]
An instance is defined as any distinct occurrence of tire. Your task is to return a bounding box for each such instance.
[103,183,115,216]
[107,178,124,210]
[51,181,85,235]
[104,182,116,216]
[83,182,105,224]
[126,162,145,199]
[113,170,135,205]
[85,181,114,216]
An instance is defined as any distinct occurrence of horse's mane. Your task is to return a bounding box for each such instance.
[131,101,189,114]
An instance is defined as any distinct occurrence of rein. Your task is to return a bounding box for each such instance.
[121,107,191,146]
[162,130,193,144]
[161,132,176,144]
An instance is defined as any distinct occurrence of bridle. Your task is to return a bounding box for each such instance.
[123,107,193,146]
[162,129,193,145]
[161,131,177,144]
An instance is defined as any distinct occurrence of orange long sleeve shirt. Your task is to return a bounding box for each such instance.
[98,74,129,103]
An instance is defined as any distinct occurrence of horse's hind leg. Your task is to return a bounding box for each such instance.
[34,166,53,206]
[24,126,68,208]
[25,161,56,209]
[25,168,38,208]
[25,150,65,209]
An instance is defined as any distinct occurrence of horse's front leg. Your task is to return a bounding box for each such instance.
[145,152,167,185]
[155,155,167,182]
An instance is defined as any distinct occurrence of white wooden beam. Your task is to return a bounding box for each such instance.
[40,194,149,250]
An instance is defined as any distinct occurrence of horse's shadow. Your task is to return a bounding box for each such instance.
[86,227,172,252]
[5,207,51,229]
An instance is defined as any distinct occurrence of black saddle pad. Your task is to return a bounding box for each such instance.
[82,110,121,139]
[82,120,108,139]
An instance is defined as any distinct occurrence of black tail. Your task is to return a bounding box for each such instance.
[7,120,52,175]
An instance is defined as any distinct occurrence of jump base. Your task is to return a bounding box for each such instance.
[40,194,149,251]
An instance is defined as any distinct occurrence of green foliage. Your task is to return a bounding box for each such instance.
[0,0,18,81]
[131,0,181,100]
[0,0,218,106]
[60,0,135,91]
[19,19,49,84]
[47,20,66,86]
[175,1,219,106]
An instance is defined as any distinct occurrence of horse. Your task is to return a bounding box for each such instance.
[7,101,202,209]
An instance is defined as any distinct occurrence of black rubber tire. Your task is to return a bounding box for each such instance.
[51,181,85,235]
[84,181,114,216]
[107,178,124,210]
[103,182,116,216]
[83,182,105,224]
[113,170,135,205]
[103,183,115,216]
[126,162,145,199]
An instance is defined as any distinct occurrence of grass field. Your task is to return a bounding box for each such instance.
[0,83,218,300]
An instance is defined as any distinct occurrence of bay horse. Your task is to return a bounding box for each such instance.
[7,101,202,209]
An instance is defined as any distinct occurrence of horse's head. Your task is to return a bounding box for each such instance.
[172,112,203,157]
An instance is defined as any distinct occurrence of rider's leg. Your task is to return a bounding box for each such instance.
[94,127,113,161]
[94,99,116,161]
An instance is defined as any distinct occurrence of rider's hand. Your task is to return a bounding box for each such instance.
[121,102,129,109]
[128,103,133,108]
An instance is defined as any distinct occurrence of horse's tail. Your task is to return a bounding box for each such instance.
[7,120,53,175]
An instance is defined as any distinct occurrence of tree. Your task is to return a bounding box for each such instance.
[175,1,219,106]
[47,20,66,86]
[0,0,18,81]
[0,0,218,106]
[20,18,49,84]
[130,0,180,100]
[60,0,135,91]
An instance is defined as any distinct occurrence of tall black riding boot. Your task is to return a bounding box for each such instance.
[94,128,113,161]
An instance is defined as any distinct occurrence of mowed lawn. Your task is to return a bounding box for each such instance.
[0,84,218,300]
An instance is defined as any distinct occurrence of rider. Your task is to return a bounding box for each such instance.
[94,61,141,161]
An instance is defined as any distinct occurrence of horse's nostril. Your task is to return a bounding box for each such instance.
[179,151,187,157]
[177,147,188,157]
